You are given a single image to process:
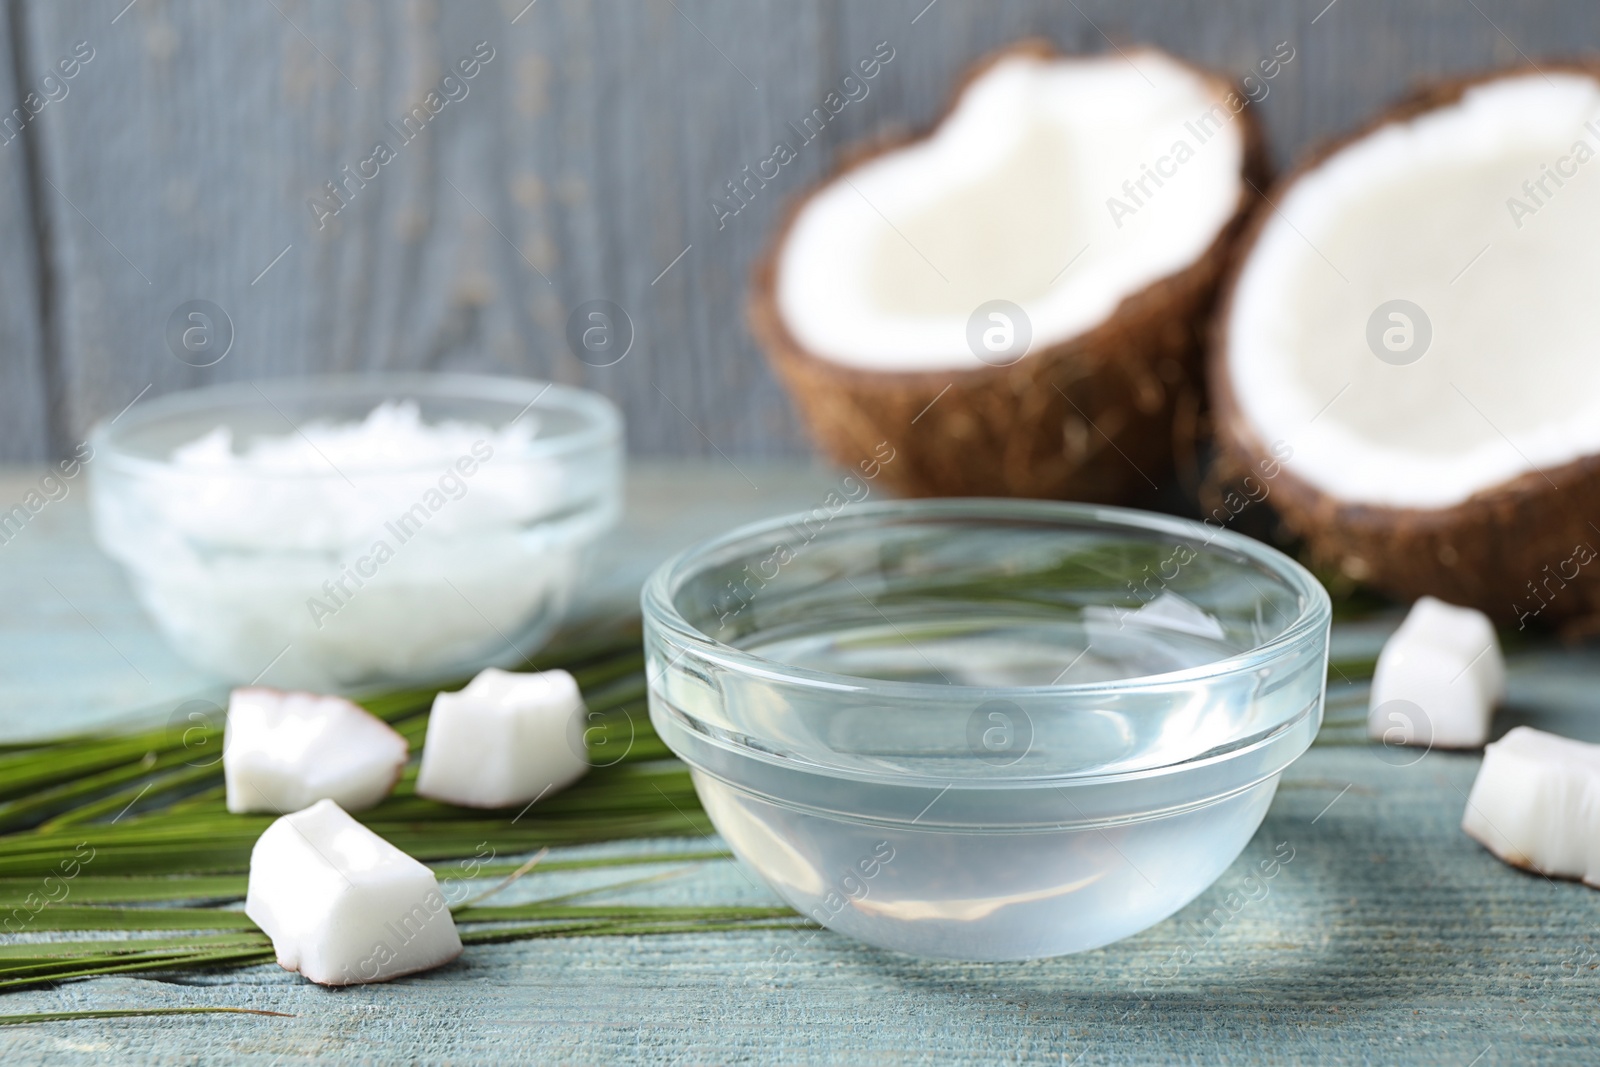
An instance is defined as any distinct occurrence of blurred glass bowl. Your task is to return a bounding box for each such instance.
[89,374,622,691]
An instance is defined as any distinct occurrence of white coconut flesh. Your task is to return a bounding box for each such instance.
[245,799,463,985]
[1368,596,1505,749]
[1463,726,1600,886]
[776,50,1245,371]
[224,687,409,815]
[415,668,590,809]
[1227,73,1600,509]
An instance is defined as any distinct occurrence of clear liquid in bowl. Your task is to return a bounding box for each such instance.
[745,609,1242,687]
[723,599,1267,781]
[675,605,1293,959]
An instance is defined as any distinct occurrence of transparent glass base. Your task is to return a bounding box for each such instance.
[698,770,1279,961]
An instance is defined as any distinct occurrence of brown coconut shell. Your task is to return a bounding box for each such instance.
[1210,62,1600,627]
[751,40,1270,503]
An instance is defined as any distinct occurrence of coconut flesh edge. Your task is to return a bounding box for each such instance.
[1226,73,1600,509]
[775,49,1244,371]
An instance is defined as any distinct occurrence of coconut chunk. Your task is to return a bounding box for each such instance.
[1368,597,1504,749]
[415,668,589,809]
[245,799,462,985]
[1462,726,1600,886]
[224,687,408,814]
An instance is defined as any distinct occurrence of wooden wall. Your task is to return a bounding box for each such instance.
[1,0,1595,460]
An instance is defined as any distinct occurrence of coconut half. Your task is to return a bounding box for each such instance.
[1215,65,1600,623]
[753,40,1265,500]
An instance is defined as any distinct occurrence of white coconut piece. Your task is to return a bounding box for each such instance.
[1402,596,1506,699]
[415,668,589,809]
[1368,597,1504,749]
[1462,726,1600,886]
[224,687,409,814]
[776,47,1246,372]
[245,799,462,985]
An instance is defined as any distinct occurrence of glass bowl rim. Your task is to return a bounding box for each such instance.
[88,372,622,480]
[642,496,1332,700]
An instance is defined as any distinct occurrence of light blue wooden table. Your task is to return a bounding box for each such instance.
[3,463,1599,1065]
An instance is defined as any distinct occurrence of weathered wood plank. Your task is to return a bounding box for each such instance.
[9,0,1600,462]
[12,0,831,461]
[1,735,1598,1064]
[0,0,50,461]
[3,460,1600,1064]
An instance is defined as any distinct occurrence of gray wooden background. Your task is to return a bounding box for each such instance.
[0,0,1594,462]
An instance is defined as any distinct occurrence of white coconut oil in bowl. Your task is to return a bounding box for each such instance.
[642,499,1330,961]
[89,374,621,691]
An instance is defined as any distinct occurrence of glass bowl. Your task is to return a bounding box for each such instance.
[89,373,621,691]
[642,499,1330,961]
